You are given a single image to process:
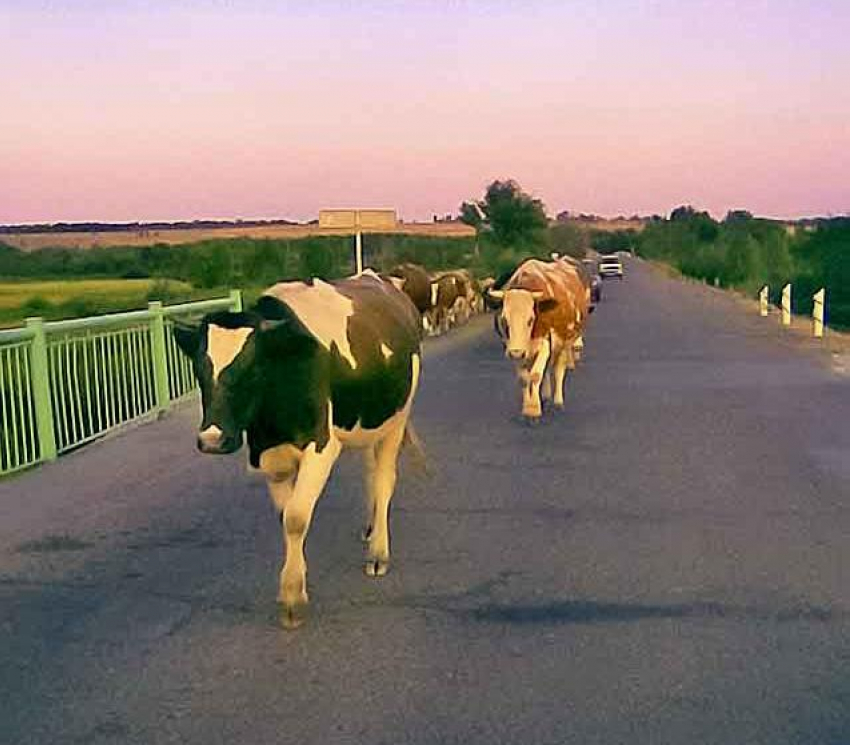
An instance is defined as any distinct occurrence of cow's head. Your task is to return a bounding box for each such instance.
[173,311,270,455]
[488,288,557,361]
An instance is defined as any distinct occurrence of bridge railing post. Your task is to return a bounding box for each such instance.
[813,288,825,338]
[229,288,243,312]
[781,284,792,327]
[25,317,58,462]
[759,285,769,317]
[148,301,171,415]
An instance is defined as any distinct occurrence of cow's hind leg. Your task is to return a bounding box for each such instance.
[540,363,554,403]
[573,335,585,362]
[361,446,377,543]
[363,420,406,577]
[278,439,341,628]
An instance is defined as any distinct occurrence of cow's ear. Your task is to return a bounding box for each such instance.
[536,298,558,313]
[172,321,201,357]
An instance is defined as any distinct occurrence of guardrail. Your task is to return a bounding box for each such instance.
[0,290,242,477]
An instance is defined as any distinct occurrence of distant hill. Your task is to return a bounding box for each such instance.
[0,220,475,251]
[0,218,300,235]
[555,213,647,233]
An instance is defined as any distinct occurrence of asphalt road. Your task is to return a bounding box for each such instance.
[2,258,849,745]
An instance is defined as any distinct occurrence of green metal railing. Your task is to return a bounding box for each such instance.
[0,290,241,476]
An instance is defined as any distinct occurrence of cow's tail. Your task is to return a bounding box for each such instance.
[403,420,429,476]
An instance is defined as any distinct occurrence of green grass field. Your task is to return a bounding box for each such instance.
[0,278,209,328]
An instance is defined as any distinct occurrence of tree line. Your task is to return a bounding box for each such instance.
[636,207,850,329]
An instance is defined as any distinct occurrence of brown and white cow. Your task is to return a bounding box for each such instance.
[488,259,589,419]
[385,262,432,317]
[428,269,479,333]
[426,272,462,334]
[551,253,594,359]
[173,270,422,628]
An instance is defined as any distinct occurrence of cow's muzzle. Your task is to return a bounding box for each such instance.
[197,425,243,454]
[507,348,526,361]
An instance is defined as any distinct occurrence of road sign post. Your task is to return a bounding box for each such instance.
[318,209,397,274]
[355,216,363,275]
[759,285,769,317]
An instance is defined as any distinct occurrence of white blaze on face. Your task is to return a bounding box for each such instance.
[380,343,394,360]
[264,280,357,368]
[501,289,537,355]
[207,325,253,381]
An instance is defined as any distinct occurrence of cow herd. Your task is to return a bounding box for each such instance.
[382,263,485,336]
[173,256,595,627]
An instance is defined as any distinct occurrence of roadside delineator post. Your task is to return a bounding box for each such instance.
[759,285,769,317]
[25,317,58,462]
[148,301,171,415]
[229,289,243,313]
[813,288,826,338]
[781,284,792,327]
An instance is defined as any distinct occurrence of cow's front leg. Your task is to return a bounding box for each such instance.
[521,340,550,419]
[362,420,406,577]
[552,343,571,408]
[279,439,341,628]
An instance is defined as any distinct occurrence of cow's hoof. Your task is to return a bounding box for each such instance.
[364,559,389,577]
[522,415,542,427]
[279,602,308,630]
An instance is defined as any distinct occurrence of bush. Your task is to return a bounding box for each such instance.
[20,295,53,316]
[638,209,850,328]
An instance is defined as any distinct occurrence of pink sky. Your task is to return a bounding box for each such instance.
[2,0,849,223]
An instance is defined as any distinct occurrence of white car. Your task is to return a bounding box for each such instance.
[598,253,623,279]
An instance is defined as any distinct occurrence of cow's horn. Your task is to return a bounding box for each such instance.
[531,291,547,301]
[487,289,505,299]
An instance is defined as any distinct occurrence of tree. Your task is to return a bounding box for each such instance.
[459,200,485,256]
[724,210,754,224]
[459,201,484,231]
[481,179,548,246]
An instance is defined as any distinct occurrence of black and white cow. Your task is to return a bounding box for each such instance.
[173,271,422,628]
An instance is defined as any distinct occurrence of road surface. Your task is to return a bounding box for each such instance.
[2,259,849,744]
